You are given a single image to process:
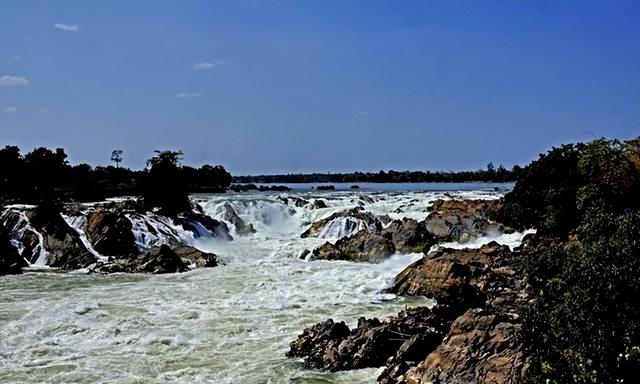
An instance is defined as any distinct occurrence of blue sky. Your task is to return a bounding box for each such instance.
[1,0,639,174]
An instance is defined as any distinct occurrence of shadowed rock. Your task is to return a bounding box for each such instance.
[301,207,383,238]
[86,210,137,257]
[382,217,436,254]
[27,206,97,269]
[222,202,256,235]
[0,223,25,275]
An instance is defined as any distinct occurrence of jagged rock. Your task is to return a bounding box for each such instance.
[301,207,383,238]
[0,223,25,276]
[288,306,458,372]
[177,213,233,241]
[1,210,42,263]
[171,245,218,267]
[424,199,503,242]
[310,230,395,262]
[94,244,217,273]
[401,309,524,384]
[27,206,97,269]
[222,202,256,235]
[86,210,137,257]
[311,199,327,209]
[382,218,436,254]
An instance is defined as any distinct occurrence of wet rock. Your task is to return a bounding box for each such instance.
[310,230,395,263]
[1,210,42,263]
[86,210,137,257]
[424,199,503,242]
[0,223,25,275]
[301,207,383,238]
[288,306,457,372]
[222,202,256,235]
[402,309,525,384]
[311,199,327,209]
[177,213,233,241]
[382,218,436,254]
[172,245,218,268]
[27,206,97,269]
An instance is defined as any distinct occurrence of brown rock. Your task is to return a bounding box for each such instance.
[311,230,395,263]
[86,210,137,257]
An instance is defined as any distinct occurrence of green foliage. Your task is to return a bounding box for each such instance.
[506,138,640,383]
[141,150,191,216]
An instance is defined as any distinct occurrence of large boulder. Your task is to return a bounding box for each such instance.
[27,206,97,269]
[424,199,503,242]
[0,223,26,276]
[402,309,525,384]
[310,230,395,263]
[301,207,383,238]
[382,218,435,254]
[86,210,137,257]
[287,306,455,372]
[222,202,256,235]
[311,199,327,209]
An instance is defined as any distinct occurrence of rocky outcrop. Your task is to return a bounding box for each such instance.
[402,309,524,384]
[222,202,256,235]
[424,199,503,242]
[301,207,383,238]
[289,240,529,383]
[86,211,137,257]
[382,218,435,254]
[391,242,525,313]
[177,213,233,241]
[0,223,25,276]
[288,306,460,372]
[94,244,217,274]
[310,230,395,262]
[27,206,97,269]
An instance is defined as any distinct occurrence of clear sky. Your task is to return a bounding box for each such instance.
[1,0,639,174]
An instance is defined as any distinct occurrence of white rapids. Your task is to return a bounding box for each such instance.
[0,187,527,384]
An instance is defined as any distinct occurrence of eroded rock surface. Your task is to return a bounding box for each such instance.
[424,199,503,242]
[86,210,137,257]
[310,230,395,262]
[301,207,383,238]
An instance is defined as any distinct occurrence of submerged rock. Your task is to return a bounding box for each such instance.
[86,210,137,257]
[301,207,383,238]
[27,206,97,269]
[310,230,395,263]
[424,198,503,242]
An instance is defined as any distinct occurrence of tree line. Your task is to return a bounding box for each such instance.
[0,146,231,215]
[233,163,518,184]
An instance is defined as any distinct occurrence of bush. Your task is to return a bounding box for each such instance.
[505,138,640,383]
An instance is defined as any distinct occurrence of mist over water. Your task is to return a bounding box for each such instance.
[0,186,527,383]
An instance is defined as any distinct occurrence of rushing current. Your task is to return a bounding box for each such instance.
[0,184,528,383]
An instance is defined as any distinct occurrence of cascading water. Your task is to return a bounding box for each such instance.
[0,188,530,384]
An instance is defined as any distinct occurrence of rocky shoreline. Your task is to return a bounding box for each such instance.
[288,198,531,384]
